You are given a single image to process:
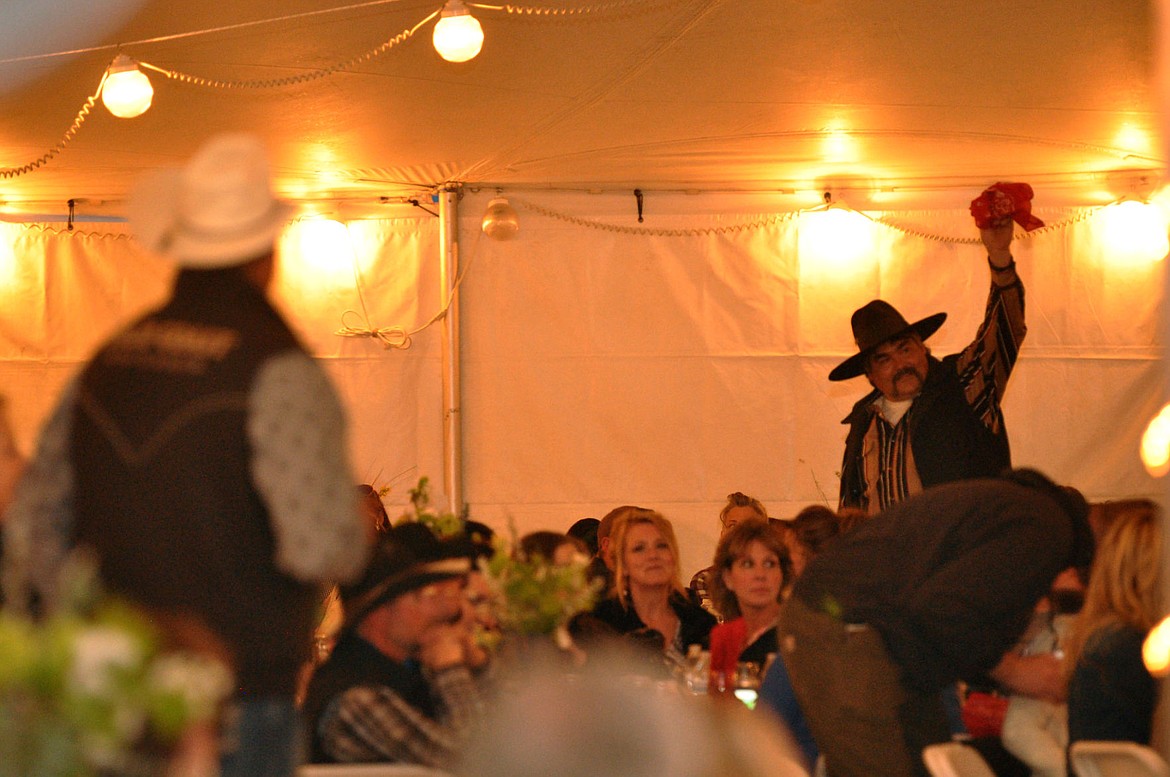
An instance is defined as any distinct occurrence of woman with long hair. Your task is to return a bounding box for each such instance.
[1065,498,1161,746]
[589,509,715,668]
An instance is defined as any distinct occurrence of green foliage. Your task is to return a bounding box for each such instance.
[0,554,233,776]
[479,529,602,636]
[395,476,464,538]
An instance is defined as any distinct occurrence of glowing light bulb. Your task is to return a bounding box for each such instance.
[1140,402,1170,477]
[433,0,483,63]
[296,218,350,275]
[1099,199,1170,265]
[481,197,519,240]
[799,204,872,268]
[101,55,153,118]
[1144,615,1170,676]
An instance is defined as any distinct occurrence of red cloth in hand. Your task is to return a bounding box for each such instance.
[969,182,1045,232]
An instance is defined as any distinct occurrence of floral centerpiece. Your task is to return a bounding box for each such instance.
[478,526,602,660]
[393,478,601,659]
[0,554,233,777]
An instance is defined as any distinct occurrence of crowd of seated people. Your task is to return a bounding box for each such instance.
[1,456,1161,776]
[292,480,1166,776]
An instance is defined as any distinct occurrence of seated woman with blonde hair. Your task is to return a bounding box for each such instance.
[1065,498,1162,747]
[707,517,789,692]
[587,509,715,670]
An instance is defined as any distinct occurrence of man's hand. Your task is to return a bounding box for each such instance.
[418,622,471,671]
[980,217,1015,268]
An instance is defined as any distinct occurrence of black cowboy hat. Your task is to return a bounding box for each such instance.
[827,300,947,382]
[339,522,472,631]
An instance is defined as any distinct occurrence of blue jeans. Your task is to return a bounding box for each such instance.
[219,698,302,777]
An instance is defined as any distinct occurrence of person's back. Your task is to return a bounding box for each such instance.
[781,471,1093,777]
[72,267,317,697]
[3,133,369,777]
[792,476,1080,689]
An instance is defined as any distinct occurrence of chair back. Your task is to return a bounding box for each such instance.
[922,742,997,777]
[297,765,453,777]
[1069,741,1170,777]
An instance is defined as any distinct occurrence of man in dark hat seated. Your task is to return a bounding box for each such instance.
[302,523,483,767]
[830,208,1025,514]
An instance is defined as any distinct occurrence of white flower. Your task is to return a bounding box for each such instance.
[70,626,143,696]
[149,653,234,721]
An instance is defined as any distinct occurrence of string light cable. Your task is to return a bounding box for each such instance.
[471,0,678,16]
[873,206,1103,244]
[0,70,108,179]
[334,222,479,350]
[0,0,689,178]
[508,194,1120,244]
[513,197,800,236]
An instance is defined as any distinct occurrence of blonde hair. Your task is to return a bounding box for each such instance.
[709,518,789,621]
[1063,499,1162,674]
[719,492,768,525]
[609,509,686,606]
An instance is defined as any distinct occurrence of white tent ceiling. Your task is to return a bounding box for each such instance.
[2,0,1168,575]
[0,0,1162,219]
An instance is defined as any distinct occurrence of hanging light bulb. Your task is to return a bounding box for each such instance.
[101,55,154,118]
[799,195,872,271]
[433,0,484,63]
[1140,402,1170,477]
[1144,615,1170,676]
[482,197,519,240]
[1099,197,1170,265]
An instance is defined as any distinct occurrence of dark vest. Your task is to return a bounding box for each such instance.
[302,632,439,763]
[838,353,1011,510]
[71,269,317,698]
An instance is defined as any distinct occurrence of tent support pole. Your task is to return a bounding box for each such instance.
[438,187,463,517]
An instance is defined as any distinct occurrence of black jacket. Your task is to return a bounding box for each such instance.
[838,353,1011,511]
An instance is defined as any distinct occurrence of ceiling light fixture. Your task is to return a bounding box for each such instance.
[482,197,519,240]
[1099,195,1169,265]
[101,55,154,118]
[433,0,484,63]
[799,192,873,269]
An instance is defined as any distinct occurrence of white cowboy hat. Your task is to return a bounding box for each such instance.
[129,133,291,268]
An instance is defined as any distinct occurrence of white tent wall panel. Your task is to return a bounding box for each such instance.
[0,195,1163,580]
[272,218,448,496]
[457,193,1164,577]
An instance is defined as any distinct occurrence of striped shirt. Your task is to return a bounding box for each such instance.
[858,261,1026,514]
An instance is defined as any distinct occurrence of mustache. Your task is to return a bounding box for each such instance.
[893,366,924,383]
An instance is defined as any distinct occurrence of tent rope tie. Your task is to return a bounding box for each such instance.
[334,232,474,351]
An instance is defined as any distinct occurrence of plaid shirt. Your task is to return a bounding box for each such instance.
[316,664,483,767]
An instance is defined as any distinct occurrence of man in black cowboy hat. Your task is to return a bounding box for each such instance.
[302,523,484,767]
[830,215,1025,514]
